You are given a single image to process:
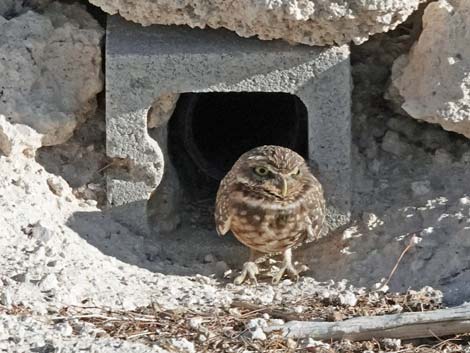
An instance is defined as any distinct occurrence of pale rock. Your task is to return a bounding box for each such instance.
[411,180,431,197]
[39,273,58,291]
[0,289,13,307]
[88,0,424,46]
[203,254,215,263]
[188,317,203,330]
[268,319,285,326]
[382,130,411,157]
[249,327,267,341]
[147,93,180,129]
[301,338,331,349]
[434,148,454,164]
[459,197,470,206]
[362,212,384,230]
[214,261,229,278]
[461,151,470,164]
[387,0,470,139]
[338,291,358,306]
[0,3,104,147]
[372,281,390,293]
[286,338,297,350]
[168,338,195,353]
[47,177,65,196]
[246,318,267,330]
[30,222,54,244]
[54,322,73,337]
[382,338,402,350]
[244,318,268,340]
[0,115,42,157]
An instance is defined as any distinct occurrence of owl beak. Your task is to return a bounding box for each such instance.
[281,176,288,197]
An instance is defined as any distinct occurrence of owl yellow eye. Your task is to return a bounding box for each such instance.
[254,166,269,176]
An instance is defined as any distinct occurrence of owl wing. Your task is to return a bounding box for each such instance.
[305,186,327,242]
[214,179,232,236]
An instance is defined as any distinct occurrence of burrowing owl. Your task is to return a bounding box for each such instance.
[215,145,326,284]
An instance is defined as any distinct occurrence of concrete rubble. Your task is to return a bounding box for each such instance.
[0,2,103,148]
[88,0,425,46]
[387,0,470,138]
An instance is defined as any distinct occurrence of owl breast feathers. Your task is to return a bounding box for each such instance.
[215,145,326,255]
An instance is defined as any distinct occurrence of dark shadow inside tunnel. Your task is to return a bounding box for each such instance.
[168,92,308,200]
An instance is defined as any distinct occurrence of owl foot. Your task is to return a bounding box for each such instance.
[272,263,302,284]
[272,248,308,284]
[234,261,259,285]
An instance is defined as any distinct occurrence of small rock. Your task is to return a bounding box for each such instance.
[31,222,54,244]
[362,212,383,230]
[300,338,331,349]
[411,180,431,197]
[372,279,389,293]
[11,273,28,283]
[382,338,402,350]
[382,130,411,157]
[87,183,102,191]
[268,319,285,326]
[244,318,268,340]
[168,338,195,353]
[245,326,266,341]
[55,322,73,336]
[0,115,42,157]
[197,334,207,343]
[434,149,453,164]
[286,338,297,350]
[39,273,58,291]
[0,289,13,307]
[228,308,241,317]
[317,289,331,299]
[461,151,470,164]
[188,317,203,330]
[194,274,212,285]
[246,318,267,330]
[47,177,64,196]
[203,254,216,263]
[459,197,470,206]
[339,291,358,307]
[85,199,98,207]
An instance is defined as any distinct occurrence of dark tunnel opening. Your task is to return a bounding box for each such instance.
[168,92,308,199]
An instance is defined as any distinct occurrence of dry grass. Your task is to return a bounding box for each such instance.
[3,288,469,352]
[46,288,456,353]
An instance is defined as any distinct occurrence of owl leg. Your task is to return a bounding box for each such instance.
[272,248,308,284]
[234,249,261,285]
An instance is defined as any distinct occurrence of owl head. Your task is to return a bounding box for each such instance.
[231,145,313,201]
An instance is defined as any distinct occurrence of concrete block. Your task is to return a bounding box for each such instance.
[106,15,352,234]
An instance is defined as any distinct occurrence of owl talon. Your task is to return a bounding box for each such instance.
[272,263,300,284]
[234,261,259,285]
[272,248,307,284]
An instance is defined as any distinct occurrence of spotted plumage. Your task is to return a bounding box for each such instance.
[215,145,326,284]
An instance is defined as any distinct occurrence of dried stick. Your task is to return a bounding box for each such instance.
[264,304,470,341]
[374,233,419,292]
